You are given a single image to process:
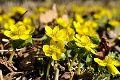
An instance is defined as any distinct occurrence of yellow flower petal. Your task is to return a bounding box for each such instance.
[75,42,84,47]
[45,26,52,36]
[76,34,81,40]
[4,31,11,37]
[107,64,119,75]
[52,50,61,60]
[94,58,107,66]
[112,60,120,67]
[19,25,26,32]
[10,25,17,32]
[57,29,67,41]
[20,34,31,40]
[43,45,52,56]
[57,40,64,48]
[53,26,59,35]
[86,47,96,54]
[80,36,90,44]
[50,40,56,45]
[10,35,19,40]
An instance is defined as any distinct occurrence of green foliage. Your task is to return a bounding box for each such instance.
[86,54,92,66]
[89,36,100,45]
[11,38,33,49]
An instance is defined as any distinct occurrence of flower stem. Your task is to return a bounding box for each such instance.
[9,50,15,62]
[54,68,59,80]
[54,61,59,80]
[77,58,82,75]
[46,58,52,80]
[65,51,70,67]
[68,53,78,71]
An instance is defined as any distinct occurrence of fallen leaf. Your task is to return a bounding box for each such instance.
[39,4,58,24]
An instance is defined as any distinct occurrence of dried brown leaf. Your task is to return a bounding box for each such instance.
[39,4,58,24]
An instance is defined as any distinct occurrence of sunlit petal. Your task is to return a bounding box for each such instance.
[20,34,31,40]
[112,60,120,67]
[52,51,61,60]
[43,45,52,56]
[57,40,64,49]
[107,64,119,75]
[4,31,11,37]
[50,40,56,45]
[45,26,52,36]
[94,58,107,66]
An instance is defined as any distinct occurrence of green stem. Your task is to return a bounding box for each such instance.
[65,51,70,67]
[46,58,52,80]
[9,50,15,62]
[77,58,82,75]
[68,53,78,71]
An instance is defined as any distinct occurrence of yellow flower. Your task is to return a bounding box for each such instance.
[84,20,98,28]
[74,34,97,54]
[56,18,70,28]
[35,7,46,13]
[4,18,15,30]
[45,25,67,41]
[93,9,112,20]
[71,5,84,13]
[65,28,75,42]
[94,56,120,75]
[43,40,66,60]
[3,24,34,40]
[0,14,9,22]
[23,17,33,25]
[73,21,98,37]
[75,14,84,24]
[109,20,120,28]
[10,6,26,16]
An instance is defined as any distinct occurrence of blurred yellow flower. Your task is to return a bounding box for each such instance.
[3,24,34,40]
[94,9,112,20]
[43,40,66,60]
[10,6,26,16]
[73,21,98,37]
[45,25,67,41]
[84,20,98,28]
[23,17,33,26]
[74,34,97,54]
[65,28,75,42]
[35,7,46,13]
[94,56,120,75]
[4,18,15,30]
[72,5,85,14]
[56,17,70,28]
[75,14,84,24]
[109,20,120,28]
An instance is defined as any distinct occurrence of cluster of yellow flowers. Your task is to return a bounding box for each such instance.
[43,5,120,76]
[1,5,120,77]
[43,15,98,60]
[0,6,35,40]
[3,20,34,40]
[43,17,75,60]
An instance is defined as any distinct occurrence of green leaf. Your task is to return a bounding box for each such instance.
[21,38,33,47]
[11,38,33,50]
[67,50,72,57]
[86,54,92,66]
[61,53,66,60]
[43,37,51,45]
[51,60,54,66]
[89,36,100,45]
[11,39,25,49]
